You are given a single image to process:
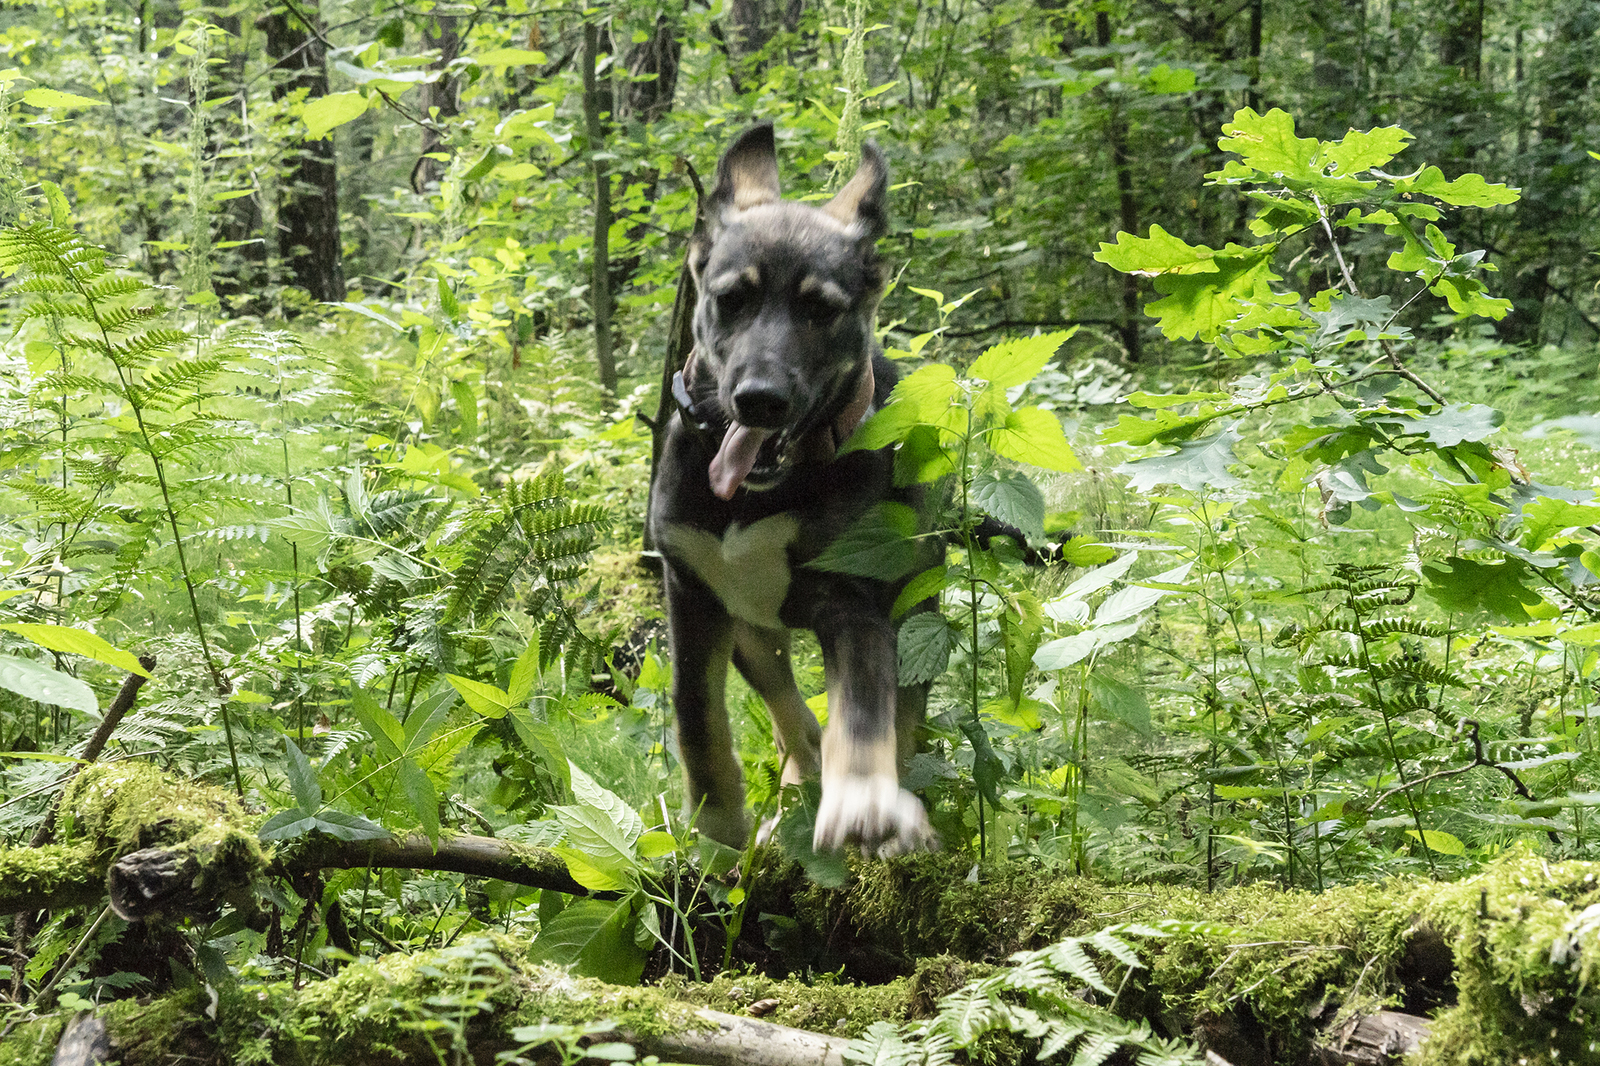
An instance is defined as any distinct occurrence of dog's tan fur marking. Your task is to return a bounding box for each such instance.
[798,274,851,308]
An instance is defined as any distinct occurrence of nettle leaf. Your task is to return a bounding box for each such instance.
[398,757,440,846]
[1521,497,1600,551]
[808,502,920,579]
[0,656,95,712]
[22,88,105,109]
[1119,424,1243,493]
[1391,404,1502,447]
[892,564,949,619]
[899,611,958,686]
[1088,672,1151,737]
[1033,619,1142,671]
[971,469,1045,540]
[895,424,958,485]
[841,398,921,454]
[968,330,1073,388]
[892,363,959,417]
[1398,165,1520,207]
[989,406,1079,472]
[1422,556,1543,622]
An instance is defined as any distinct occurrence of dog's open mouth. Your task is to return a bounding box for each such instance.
[709,423,792,499]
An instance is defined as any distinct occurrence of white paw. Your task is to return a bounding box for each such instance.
[692,804,751,849]
[813,775,937,854]
[756,811,781,846]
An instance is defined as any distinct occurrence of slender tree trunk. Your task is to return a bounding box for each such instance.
[1246,0,1262,112]
[212,14,268,314]
[583,18,617,395]
[1096,11,1140,363]
[263,2,345,305]
[411,14,461,193]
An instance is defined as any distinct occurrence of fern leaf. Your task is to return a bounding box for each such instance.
[1044,938,1113,994]
[933,986,998,1045]
[1068,1033,1123,1066]
[1038,1023,1088,1061]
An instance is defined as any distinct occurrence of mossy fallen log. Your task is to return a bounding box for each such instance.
[7,763,1600,1064]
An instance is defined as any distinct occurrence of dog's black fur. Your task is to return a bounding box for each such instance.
[648,123,938,854]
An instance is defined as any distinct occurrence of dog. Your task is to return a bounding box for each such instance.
[647,123,938,855]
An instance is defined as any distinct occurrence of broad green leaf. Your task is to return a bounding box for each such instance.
[1032,619,1142,671]
[1405,828,1466,856]
[967,330,1073,388]
[508,635,543,703]
[283,736,322,812]
[1119,425,1243,493]
[1390,404,1502,447]
[775,782,850,887]
[839,397,920,454]
[1422,556,1543,622]
[0,656,95,712]
[22,88,104,109]
[350,688,406,760]
[472,47,546,67]
[527,896,648,984]
[1142,249,1277,341]
[551,846,634,891]
[1088,672,1152,737]
[981,696,1046,730]
[891,363,958,418]
[898,610,957,686]
[0,624,148,676]
[1099,408,1219,447]
[892,564,949,619]
[1094,562,1194,626]
[1430,273,1512,320]
[398,757,440,846]
[569,762,643,844]
[446,674,513,719]
[894,424,957,484]
[1216,107,1318,181]
[303,91,369,140]
[636,830,678,859]
[1323,125,1411,177]
[1520,497,1600,551]
[1093,224,1214,274]
[257,811,319,841]
[807,502,920,579]
[1145,63,1196,94]
[988,406,1079,472]
[1052,552,1139,606]
[297,809,388,842]
[970,469,1045,540]
[1399,165,1519,207]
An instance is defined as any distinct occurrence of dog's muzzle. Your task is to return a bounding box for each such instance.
[674,358,877,501]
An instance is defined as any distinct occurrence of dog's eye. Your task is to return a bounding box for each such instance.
[797,293,842,327]
[716,289,754,319]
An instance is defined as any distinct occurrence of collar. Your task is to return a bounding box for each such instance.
[671,353,876,461]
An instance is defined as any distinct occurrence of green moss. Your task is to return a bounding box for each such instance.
[0,1013,66,1066]
[1410,847,1600,1066]
[0,842,95,896]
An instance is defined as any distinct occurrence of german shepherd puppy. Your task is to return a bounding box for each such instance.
[648,123,937,855]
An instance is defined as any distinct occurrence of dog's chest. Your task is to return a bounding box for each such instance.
[662,515,800,629]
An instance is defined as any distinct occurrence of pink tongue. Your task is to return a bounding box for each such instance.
[709,423,774,500]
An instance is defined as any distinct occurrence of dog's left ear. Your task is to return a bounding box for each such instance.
[822,141,888,242]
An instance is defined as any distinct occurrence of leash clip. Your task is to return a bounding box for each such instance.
[672,369,718,433]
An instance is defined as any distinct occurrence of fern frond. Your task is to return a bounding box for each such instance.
[1067,1032,1122,1066]
[135,357,221,410]
[363,489,434,538]
[1042,938,1112,994]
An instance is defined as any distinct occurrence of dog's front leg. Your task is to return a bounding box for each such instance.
[814,610,935,855]
[664,565,748,848]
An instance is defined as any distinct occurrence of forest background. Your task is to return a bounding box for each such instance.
[2,0,1600,1062]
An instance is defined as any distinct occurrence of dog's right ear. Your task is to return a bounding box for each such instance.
[691,122,780,281]
[709,122,781,225]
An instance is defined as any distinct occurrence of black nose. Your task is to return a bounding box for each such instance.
[731,381,792,428]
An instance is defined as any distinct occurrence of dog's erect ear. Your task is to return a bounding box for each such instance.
[822,141,888,241]
[709,122,781,225]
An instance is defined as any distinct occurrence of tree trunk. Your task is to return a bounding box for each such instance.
[263,2,345,305]
[1095,11,1140,363]
[411,13,461,193]
[583,18,618,395]
[211,14,268,314]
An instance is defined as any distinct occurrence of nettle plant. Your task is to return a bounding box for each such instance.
[1090,108,1600,883]
[817,294,1108,856]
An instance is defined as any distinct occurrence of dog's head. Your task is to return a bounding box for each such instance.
[684,123,889,499]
